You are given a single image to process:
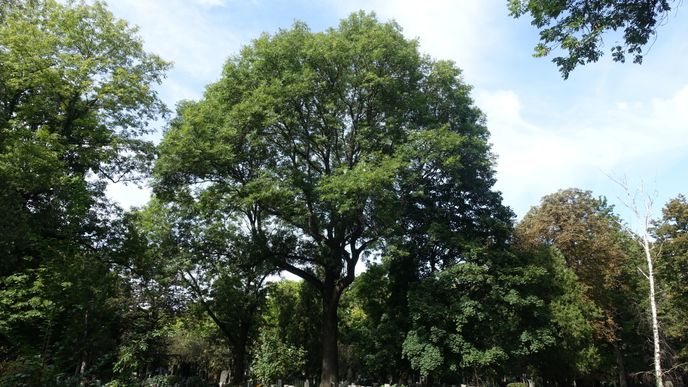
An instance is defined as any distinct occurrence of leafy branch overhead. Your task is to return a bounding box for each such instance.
[509,0,678,78]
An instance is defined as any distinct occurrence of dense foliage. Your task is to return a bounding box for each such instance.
[654,195,688,377]
[0,0,168,384]
[1,1,686,386]
[153,11,513,387]
[515,189,648,386]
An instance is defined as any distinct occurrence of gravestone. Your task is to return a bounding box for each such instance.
[219,370,230,386]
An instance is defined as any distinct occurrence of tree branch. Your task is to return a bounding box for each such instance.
[181,270,236,346]
[272,258,323,293]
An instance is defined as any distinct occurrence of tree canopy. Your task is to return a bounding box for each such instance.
[0,0,168,276]
[515,189,647,386]
[655,195,688,369]
[154,11,512,386]
[0,0,168,383]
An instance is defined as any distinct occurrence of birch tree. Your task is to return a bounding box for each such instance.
[615,181,664,387]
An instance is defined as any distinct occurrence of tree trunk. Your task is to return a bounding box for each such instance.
[232,319,250,385]
[425,373,434,387]
[613,342,628,387]
[232,341,247,385]
[320,278,341,387]
[642,227,663,387]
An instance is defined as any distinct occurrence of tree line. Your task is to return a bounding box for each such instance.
[0,1,686,386]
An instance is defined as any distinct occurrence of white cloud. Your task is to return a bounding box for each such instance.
[193,0,226,6]
[159,78,203,106]
[106,0,245,97]
[328,0,502,84]
[477,85,688,217]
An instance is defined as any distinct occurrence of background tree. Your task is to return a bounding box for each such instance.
[654,194,688,381]
[154,12,511,386]
[165,315,232,382]
[251,327,307,385]
[401,248,556,385]
[0,0,168,383]
[508,0,681,78]
[515,188,646,386]
[251,282,319,385]
[510,246,603,384]
[132,197,271,384]
[339,262,413,384]
[615,183,666,387]
[260,280,322,379]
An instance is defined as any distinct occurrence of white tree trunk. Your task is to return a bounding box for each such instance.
[641,210,663,387]
[612,177,664,387]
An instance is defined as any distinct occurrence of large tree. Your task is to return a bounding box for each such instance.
[508,0,680,78]
[0,0,167,274]
[155,12,511,386]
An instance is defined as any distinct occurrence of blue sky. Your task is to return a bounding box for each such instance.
[103,0,688,228]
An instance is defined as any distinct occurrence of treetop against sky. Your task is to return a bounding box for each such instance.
[103,0,687,224]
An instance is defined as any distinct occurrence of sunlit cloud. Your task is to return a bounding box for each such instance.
[327,0,503,84]
[477,84,688,217]
[106,0,245,93]
[193,0,226,7]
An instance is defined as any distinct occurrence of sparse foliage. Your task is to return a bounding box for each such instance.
[509,0,680,78]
